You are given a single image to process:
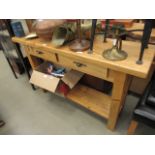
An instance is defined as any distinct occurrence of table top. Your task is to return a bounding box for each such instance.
[12,35,155,78]
[126,23,155,38]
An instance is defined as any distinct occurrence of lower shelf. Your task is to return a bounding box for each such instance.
[66,84,111,119]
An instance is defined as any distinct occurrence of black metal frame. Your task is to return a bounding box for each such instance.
[103,19,110,42]
[0,25,18,79]
[89,19,109,54]
[89,19,154,65]
[89,19,97,53]
[1,46,18,79]
[136,19,153,64]
[0,19,35,90]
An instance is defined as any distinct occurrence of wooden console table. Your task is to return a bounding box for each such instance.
[12,35,155,130]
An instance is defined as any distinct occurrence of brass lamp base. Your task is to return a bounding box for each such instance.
[102,46,128,61]
[69,39,90,52]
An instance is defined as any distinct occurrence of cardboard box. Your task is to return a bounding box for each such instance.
[30,62,84,93]
[61,70,84,89]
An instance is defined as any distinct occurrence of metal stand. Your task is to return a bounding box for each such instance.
[89,19,154,64]
[103,19,110,42]
[69,19,90,52]
[89,19,110,54]
[89,19,97,54]
[1,20,35,90]
[136,19,153,64]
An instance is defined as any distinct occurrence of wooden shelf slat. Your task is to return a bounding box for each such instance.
[66,84,111,119]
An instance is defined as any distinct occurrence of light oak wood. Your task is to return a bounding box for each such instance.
[28,46,57,63]
[108,71,131,130]
[128,23,155,95]
[23,46,41,69]
[12,35,155,131]
[127,120,138,135]
[12,36,155,78]
[119,75,132,112]
[58,54,108,80]
[129,59,155,94]
[67,84,111,119]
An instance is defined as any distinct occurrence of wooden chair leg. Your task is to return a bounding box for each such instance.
[127,120,138,135]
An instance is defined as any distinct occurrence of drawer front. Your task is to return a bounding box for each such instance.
[27,46,57,62]
[59,55,107,79]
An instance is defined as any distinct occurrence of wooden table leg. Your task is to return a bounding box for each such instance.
[107,71,131,130]
[23,46,42,90]
[127,120,138,135]
[23,46,41,69]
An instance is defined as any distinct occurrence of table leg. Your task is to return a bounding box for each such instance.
[107,71,131,130]
[89,19,97,53]
[23,46,41,69]
[127,120,138,135]
[23,46,43,90]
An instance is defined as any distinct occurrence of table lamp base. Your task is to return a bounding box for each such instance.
[69,39,90,52]
[102,46,128,61]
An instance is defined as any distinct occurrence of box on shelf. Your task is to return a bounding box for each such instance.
[61,70,84,89]
[30,62,84,94]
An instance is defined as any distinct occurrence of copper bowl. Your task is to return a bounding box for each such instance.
[34,19,66,41]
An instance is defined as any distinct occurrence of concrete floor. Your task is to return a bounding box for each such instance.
[0,51,155,135]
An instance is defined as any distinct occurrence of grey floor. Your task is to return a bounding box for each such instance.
[0,51,155,135]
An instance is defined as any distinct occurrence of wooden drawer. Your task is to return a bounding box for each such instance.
[27,46,57,63]
[58,55,107,79]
